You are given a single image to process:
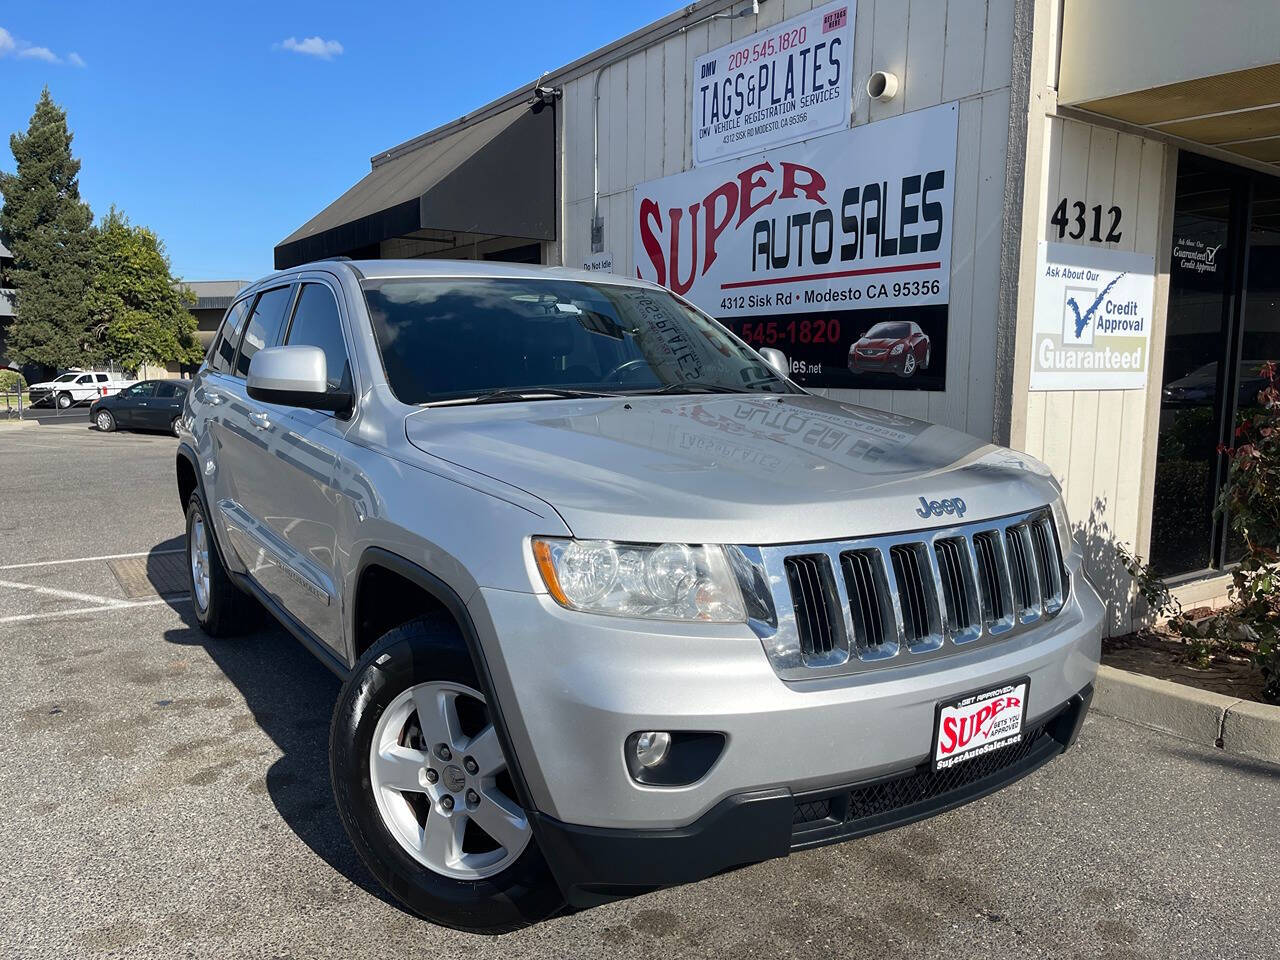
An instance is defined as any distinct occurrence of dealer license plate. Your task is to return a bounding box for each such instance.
[932,679,1029,771]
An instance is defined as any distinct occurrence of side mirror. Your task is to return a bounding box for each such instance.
[758,347,789,377]
[247,345,351,413]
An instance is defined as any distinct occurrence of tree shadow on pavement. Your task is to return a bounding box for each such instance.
[158,579,398,910]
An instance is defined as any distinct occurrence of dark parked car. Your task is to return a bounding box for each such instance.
[90,379,189,436]
[847,320,931,378]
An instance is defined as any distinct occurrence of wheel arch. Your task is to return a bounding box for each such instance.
[349,546,540,816]
[176,443,200,512]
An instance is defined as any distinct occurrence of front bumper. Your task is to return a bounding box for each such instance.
[849,352,903,373]
[535,684,1092,906]
[468,573,1101,900]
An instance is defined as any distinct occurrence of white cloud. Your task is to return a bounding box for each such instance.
[0,28,79,65]
[18,45,60,63]
[279,35,343,59]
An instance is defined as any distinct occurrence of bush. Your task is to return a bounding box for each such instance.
[0,370,26,393]
[1119,361,1280,702]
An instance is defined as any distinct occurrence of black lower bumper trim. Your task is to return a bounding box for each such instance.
[535,684,1093,907]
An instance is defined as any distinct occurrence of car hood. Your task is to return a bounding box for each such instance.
[854,338,901,350]
[404,394,1060,543]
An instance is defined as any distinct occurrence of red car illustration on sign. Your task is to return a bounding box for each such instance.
[847,320,932,378]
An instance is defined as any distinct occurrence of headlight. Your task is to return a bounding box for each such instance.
[890,343,905,355]
[1050,495,1074,551]
[532,538,746,622]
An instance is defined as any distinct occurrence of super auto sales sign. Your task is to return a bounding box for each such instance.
[634,102,958,389]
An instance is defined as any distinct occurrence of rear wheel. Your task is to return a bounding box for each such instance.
[330,617,563,933]
[185,491,248,636]
[95,410,116,432]
[170,415,181,438]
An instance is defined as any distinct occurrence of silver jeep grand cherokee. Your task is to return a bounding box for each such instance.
[177,259,1101,932]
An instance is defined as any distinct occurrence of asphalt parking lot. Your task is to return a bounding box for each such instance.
[2,419,1279,959]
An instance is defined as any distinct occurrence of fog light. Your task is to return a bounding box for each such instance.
[634,731,671,768]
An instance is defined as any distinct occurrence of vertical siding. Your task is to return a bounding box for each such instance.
[559,0,1017,440]
[1017,114,1173,633]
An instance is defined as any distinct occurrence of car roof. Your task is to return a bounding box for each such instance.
[242,258,663,292]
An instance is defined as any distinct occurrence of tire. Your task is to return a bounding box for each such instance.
[57,392,73,409]
[898,353,917,378]
[330,617,563,933]
[185,491,248,637]
[923,346,931,370]
[95,409,116,433]
[170,415,181,438]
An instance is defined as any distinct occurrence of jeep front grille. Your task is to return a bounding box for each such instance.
[739,507,1069,680]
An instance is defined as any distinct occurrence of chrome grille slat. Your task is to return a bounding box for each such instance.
[747,506,1069,682]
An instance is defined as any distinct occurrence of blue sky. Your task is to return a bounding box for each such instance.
[0,1,674,280]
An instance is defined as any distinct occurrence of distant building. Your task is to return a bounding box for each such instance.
[138,279,248,379]
[0,239,15,371]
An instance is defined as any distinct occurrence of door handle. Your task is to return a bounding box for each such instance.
[249,411,271,430]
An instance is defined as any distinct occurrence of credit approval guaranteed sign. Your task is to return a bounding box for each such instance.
[634,102,958,321]
[693,0,855,167]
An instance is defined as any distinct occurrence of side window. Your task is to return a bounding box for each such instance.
[286,283,353,394]
[235,286,295,377]
[127,382,156,398]
[96,373,108,382]
[210,299,250,374]
[155,382,179,398]
[76,374,94,384]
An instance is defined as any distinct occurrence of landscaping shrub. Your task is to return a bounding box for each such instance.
[0,369,26,393]
[1119,361,1280,703]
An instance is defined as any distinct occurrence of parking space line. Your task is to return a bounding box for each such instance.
[0,594,190,625]
[0,578,132,607]
[0,548,184,571]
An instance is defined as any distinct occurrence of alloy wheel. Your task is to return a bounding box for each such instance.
[96,411,112,431]
[189,514,211,613]
[368,680,532,880]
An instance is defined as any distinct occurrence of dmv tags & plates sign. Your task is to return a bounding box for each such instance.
[693,0,855,167]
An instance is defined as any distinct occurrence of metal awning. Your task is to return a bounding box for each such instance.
[274,102,556,269]
[1059,0,1280,173]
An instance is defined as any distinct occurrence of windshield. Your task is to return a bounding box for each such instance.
[362,277,794,404]
[865,322,910,339]
[54,373,77,382]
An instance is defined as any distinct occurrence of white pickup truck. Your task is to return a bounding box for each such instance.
[28,371,136,409]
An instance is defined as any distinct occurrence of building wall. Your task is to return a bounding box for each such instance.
[1008,0,1178,633]
[558,0,1018,440]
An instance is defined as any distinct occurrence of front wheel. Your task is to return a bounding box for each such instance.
[95,409,116,432]
[330,617,563,932]
[57,392,73,409]
[898,353,917,377]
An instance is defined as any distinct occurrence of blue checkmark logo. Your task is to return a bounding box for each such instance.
[1065,272,1126,339]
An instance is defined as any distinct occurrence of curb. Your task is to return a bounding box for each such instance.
[1093,664,1280,765]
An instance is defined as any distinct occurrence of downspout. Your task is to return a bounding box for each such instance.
[591,0,760,252]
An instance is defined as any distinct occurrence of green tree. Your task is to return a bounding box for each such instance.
[84,208,201,370]
[0,88,95,368]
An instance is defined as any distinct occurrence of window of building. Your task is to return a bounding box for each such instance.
[1151,154,1280,577]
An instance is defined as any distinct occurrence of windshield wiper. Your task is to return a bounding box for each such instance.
[428,388,614,407]
[639,382,759,395]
